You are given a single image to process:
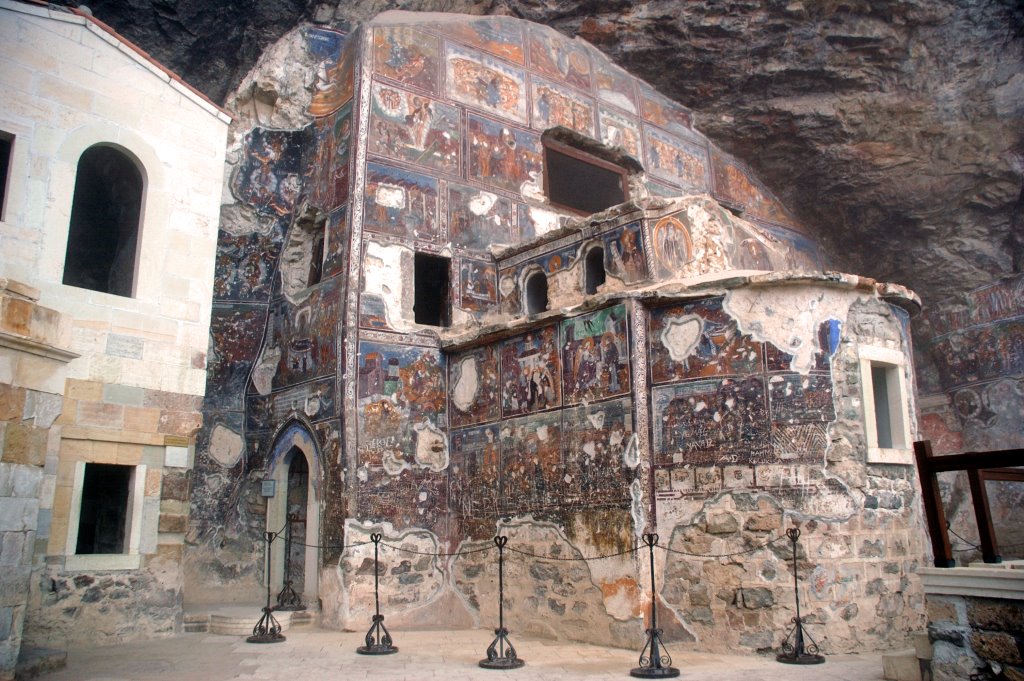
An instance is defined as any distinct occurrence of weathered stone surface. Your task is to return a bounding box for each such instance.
[968,598,1024,636]
[969,631,1023,666]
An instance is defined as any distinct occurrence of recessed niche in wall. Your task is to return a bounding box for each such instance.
[414,252,451,327]
[543,138,628,215]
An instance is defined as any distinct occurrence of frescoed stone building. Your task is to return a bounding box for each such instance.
[189,10,931,656]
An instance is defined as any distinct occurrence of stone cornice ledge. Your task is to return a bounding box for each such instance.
[0,331,79,363]
[918,566,1024,601]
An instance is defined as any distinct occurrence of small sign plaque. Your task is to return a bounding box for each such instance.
[261,480,276,497]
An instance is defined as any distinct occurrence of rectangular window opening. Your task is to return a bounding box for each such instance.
[76,463,133,555]
[543,140,628,215]
[871,365,893,449]
[0,132,12,220]
[414,253,450,327]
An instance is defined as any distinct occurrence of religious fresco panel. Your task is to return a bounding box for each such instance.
[358,293,390,331]
[232,128,307,218]
[653,376,772,466]
[356,466,449,537]
[598,106,641,160]
[214,227,283,302]
[710,147,796,226]
[368,82,461,175]
[438,17,525,64]
[591,55,637,114]
[531,77,595,137]
[304,111,352,211]
[372,26,441,95]
[362,162,439,240]
[307,27,355,117]
[526,23,592,92]
[638,83,693,136]
[267,277,342,390]
[600,221,649,285]
[500,324,561,418]
[648,213,695,278]
[457,258,497,313]
[649,298,764,384]
[561,304,630,405]
[930,318,1024,391]
[206,305,269,411]
[446,44,528,124]
[356,341,447,469]
[467,115,542,194]
[750,219,826,270]
[561,398,635,508]
[321,205,349,281]
[448,183,513,251]
[449,344,501,428]
[449,424,502,525]
[644,126,709,192]
[499,410,564,515]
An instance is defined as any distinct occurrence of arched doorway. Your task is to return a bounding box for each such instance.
[265,423,321,609]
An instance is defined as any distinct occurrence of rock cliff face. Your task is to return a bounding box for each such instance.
[77,0,1022,310]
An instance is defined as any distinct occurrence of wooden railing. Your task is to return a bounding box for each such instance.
[913,440,1024,568]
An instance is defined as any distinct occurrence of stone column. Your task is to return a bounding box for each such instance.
[0,280,76,680]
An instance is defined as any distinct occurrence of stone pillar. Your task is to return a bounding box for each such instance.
[0,280,76,680]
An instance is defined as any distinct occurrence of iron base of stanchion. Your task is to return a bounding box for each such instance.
[479,627,525,670]
[246,607,286,644]
[275,580,306,611]
[776,618,824,665]
[776,652,826,665]
[630,627,679,678]
[356,614,398,655]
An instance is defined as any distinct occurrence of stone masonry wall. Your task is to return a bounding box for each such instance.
[926,592,1024,681]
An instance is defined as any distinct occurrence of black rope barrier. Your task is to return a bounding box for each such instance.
[631,533,679,678]
[506,545,639,561]
[380,541,496,558]
[775,528,824,665]
[247,531,286,644]
[479,536,525,670]
[356,533,398,655]
[275,513,306,611]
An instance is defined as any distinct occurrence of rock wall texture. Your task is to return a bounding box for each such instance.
[72,0,1023,308]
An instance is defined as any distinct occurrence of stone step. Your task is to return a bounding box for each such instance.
[882,649,920,681]
[15,646,67,679]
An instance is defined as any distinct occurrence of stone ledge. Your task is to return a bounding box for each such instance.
[918,567,1024,601]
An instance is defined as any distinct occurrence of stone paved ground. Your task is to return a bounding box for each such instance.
[34,628,887,680]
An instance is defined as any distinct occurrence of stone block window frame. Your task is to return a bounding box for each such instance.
[859,345,913,465]
[64,461,147,571]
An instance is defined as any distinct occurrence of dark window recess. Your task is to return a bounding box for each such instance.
[414,253,450,327]
[0,132,12,219]
[872,365,893,449]
[525,270,548,315]
[76,463,132,555]
[584,246,606,294]
[63,145,143,297]
[308,233,325,287]
[544,144,627,215]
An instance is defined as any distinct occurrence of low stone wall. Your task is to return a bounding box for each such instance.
[919,565,1024,681]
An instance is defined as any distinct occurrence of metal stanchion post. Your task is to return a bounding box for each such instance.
[247,531,286,644]
[631,533,679,678]
[776,528,825,665]
[479,535,524,669]
[357,532,398,655]
[275,513,306,611]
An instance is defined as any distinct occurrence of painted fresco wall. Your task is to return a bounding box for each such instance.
[916,274,1024,563]
[188,26,357,603]
[189,10,930,658]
